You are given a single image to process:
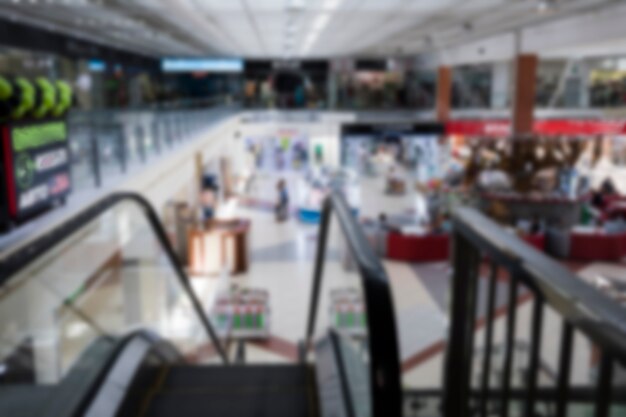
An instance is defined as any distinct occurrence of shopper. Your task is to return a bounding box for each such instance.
[275,179,289,222]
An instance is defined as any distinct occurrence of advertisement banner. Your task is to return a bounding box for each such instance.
[446,119,626,137]
[1,119,72,219]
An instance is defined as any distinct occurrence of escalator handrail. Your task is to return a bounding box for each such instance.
[43,329,183,417]
[305,190,402,416]
[0,192,229,364]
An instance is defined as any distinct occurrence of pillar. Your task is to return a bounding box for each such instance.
[436,66,452,122]
[512,54,538,136]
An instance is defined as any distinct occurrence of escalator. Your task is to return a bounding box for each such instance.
[0,330,314,417]
[0,192,401,417]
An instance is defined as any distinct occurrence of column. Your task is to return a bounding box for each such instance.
[436,66,452,122]
[512,54,538,136]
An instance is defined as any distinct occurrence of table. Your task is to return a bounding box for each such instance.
[569,227,626,262]
[386,231,450,262]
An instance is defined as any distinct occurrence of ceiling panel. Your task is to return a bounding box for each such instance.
[0,0,617,60]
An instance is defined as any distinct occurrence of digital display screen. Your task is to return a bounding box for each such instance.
[161,58,244,73]
[2,120,72,218]
[88,59,106,72]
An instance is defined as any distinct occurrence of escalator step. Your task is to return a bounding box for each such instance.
[162,364,307,390]
[145,386,309,417]
[144,364,312,417]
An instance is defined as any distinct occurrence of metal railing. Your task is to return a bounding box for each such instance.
[443,207,626,417]
[304,190,402,416]
[66,98,236,191]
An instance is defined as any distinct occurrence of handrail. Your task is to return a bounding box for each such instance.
[444,206,626,417]
[305,190,402,416]
[0,192,229,364]
[453,207,626,362]
[42,329,183,417]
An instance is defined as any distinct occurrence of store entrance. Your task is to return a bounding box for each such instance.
[245,130,310,173]
[340,123,446,182]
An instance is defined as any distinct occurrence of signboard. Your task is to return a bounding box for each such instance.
[161,58,243,73]
[1,119,72,219]
[445,119,626,137]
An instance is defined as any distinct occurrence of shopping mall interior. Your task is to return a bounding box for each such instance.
[0,1,626,416]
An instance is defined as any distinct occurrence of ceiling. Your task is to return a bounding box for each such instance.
[0,0,621,60]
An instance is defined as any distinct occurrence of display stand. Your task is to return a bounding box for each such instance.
[329,289,366,339]
[212,288,270,340]
[297,168,360,224]
[187,219,250,275]
[481,192,587,228]
[218,219,250,275]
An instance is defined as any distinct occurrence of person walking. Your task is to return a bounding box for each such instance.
[275,179,289,222]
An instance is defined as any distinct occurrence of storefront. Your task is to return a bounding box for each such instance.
[445,118,626,173]
[244,128,310,172]
[340,122,446,182]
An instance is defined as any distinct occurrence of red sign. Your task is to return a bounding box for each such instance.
[446,120,510,137]
[446,119,626,136]
[534,120,626,135]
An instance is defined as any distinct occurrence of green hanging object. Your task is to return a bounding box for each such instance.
[51,80,72,117]
[257,312,264,329]
[32,77,56,119]
[11,78,35,120]
[0,76,12,101]
[0,76,13,119]
[233,312,241,329]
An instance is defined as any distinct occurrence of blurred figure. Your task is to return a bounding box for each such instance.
[275,179,289,222]
[600,177,617,196]
[294,84,305,108]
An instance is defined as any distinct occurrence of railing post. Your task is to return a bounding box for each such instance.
[152,121,161,155]
[443,229,482,417]
[89,122,102,188]
[117,123,127,174]
[136,125,146,163]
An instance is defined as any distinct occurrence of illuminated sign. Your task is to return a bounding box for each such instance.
[12,122,67,151]
[161,58,243,73]
[2,120,72,218]
[88,59,106,72]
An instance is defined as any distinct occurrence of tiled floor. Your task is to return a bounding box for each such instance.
[211,167,626,391]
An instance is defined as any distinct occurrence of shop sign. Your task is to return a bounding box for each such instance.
[445,120,510,137]
[446,119,626,136]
